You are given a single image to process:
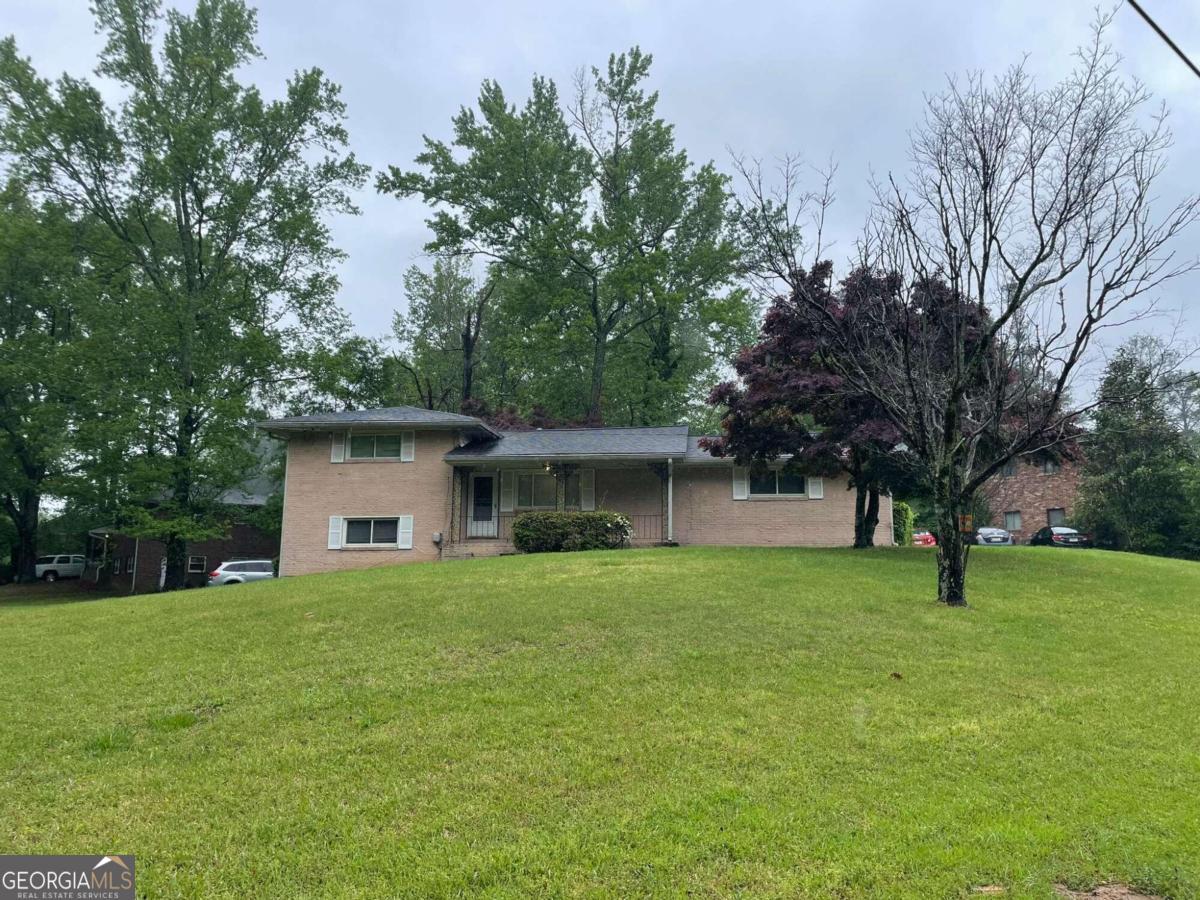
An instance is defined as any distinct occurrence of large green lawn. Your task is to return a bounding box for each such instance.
[2,547,1198,898]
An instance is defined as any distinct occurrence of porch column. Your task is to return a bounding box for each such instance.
[552,463,577,511]
[448,466,464,544]
[667,458,674,543]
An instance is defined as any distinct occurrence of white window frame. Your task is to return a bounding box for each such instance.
[1004,510,1022,532]
[187,555,206,573]
[339,516,414,550]
[344,431,415,462]
[515,470,558,510]
[748,470,808,497]
[1046,507,1067,527]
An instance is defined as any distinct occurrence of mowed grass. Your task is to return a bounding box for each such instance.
[2,547,1198,898]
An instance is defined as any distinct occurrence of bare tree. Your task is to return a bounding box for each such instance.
[730,151,837,299]
[791,15,1198,605]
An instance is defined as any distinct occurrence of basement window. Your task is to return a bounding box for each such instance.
[187,555,206,573]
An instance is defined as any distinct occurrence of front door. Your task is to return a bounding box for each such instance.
[468,473,498,538]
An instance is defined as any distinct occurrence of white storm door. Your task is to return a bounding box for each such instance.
[468,473,499,538]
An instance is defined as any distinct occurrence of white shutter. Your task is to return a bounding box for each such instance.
[808,476,824,499]
[397,515,414,550]
[732,466,749,500]
[580,469,595,511]
[327,516,343,549]
[330,432,345,463]
[499,471,515,512]
[400,431,415,462]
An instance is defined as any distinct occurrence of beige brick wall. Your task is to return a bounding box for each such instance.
[279,430,457,576]
[594,466,663,515]
[673,465,894,547]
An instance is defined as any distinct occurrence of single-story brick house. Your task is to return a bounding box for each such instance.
[259,406,894,577]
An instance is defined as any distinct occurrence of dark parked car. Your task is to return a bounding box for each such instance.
[974,527,1014,546]
[1029,526,1092,548]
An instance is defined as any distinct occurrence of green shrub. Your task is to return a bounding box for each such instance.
[893,500,915,547]
[512,511,633,553]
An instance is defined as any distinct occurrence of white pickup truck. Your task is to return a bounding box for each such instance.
[34,554,86,581]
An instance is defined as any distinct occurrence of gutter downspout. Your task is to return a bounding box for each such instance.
[666,458,674,543]
[129,537,139,594]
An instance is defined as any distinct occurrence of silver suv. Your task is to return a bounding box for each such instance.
[35,554,86,581]
[207,559,276,586]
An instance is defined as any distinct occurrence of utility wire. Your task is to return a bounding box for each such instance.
[1126,0,1200,80]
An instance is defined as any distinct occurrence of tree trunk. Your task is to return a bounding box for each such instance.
[853,483,871,548]
[163,405,196,591]
[863,488,880,547]
[934,500,969,606]
[163,533,188,591]
[461,327,475,406]
[587,336,607,425]
[5,489,40,582]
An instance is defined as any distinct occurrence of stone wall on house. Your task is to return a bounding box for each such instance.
[94,523,279,594]
[981,458,1082,543]
[672,466,895,548]
[279,429,456,577]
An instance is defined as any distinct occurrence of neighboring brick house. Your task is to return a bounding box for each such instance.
[85,478,279,593]
[981,456,1082,543]
[260,406,894,577]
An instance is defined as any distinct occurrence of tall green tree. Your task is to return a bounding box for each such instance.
[393,257,495,411]
[379,48,749,425]
[0,0,366,588]
[1077,338,1195,556]
[0,181,99,581]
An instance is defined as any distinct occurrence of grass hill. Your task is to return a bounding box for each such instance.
[2,547,1198,898]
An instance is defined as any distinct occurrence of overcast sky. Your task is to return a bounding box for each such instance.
[8,0,1200,358]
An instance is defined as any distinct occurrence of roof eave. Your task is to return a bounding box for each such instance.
[444,452,688,464]
[258,420,499,439]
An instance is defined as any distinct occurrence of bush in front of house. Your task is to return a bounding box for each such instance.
[512,511,634,553]
[893,500,915,547]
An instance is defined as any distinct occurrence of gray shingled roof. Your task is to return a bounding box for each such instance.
[259,406,498,437]
[445,425,690,461]
[684,435,731,464]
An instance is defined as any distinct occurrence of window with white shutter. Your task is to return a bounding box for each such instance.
[400,431,415,462]
[807,476,824,499]
[732,467,749,500]
[499,471,515,512]
[398,515,414,549]
[330,433,346,463]
[579,469,595,511]
[327,515,343,549]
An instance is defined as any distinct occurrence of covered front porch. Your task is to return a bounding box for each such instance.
[445,461,675,551]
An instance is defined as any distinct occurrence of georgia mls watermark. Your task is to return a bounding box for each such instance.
[0,855,134,900]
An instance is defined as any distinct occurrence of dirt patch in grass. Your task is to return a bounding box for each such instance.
[1053,885,1163,899]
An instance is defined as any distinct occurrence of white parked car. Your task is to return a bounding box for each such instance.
[35,554,86,581]
[207,559,276,586]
